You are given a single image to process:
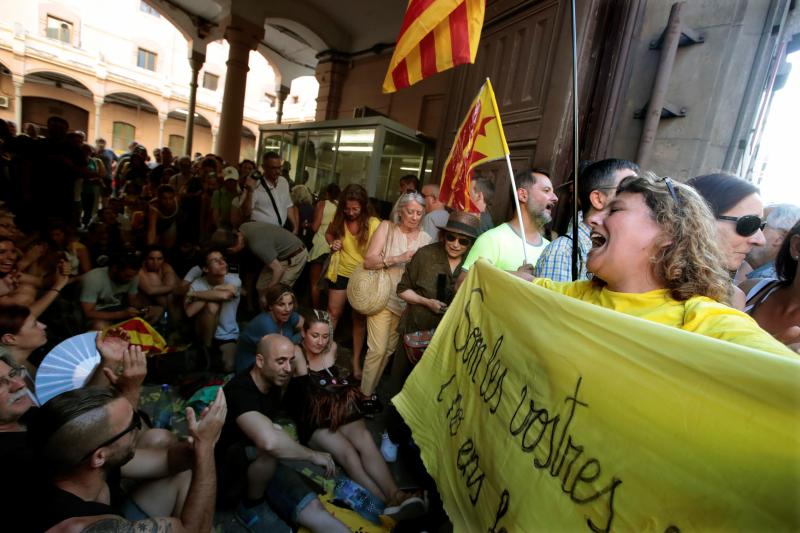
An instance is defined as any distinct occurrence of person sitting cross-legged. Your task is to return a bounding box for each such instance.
[184,246,241,372]
[80,252,155,330]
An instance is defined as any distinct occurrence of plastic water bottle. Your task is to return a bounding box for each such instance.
[153,384,173,429]
[157,310,169,337]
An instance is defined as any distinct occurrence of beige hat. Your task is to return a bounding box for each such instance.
[223,166,239,181]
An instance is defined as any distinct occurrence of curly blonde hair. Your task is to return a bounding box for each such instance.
[613,172,732,304]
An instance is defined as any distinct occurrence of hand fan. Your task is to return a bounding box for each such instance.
[35,332,100,404]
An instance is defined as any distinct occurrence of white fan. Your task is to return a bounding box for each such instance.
[35,332,101,405]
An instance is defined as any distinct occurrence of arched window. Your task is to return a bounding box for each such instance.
[112,122,135,152]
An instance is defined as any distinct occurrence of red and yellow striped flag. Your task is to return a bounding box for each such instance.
[439,79,509,212]
[383,0,485,93]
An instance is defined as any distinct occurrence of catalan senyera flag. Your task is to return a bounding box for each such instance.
[383,0,485,93]
[439,78,509,212]
[103,318,169,355]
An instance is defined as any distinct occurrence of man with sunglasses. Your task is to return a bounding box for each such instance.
[535,159,639,282]
[29,386,227,533]
[744,204,800,280]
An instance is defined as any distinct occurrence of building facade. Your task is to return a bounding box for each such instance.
[0,0,319,159]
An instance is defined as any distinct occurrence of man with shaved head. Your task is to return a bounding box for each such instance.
[218,333,348,532]
[29,385,227,532]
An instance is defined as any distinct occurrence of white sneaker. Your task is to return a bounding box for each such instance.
[380,431,398,463]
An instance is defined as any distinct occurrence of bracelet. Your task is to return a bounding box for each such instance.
[48,288,60,293]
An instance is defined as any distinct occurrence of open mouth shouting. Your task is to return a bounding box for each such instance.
[590,231,607,250]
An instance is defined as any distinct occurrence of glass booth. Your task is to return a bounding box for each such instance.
[258,117,434,204]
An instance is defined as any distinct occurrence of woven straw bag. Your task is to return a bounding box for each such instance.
[347,224,394,316]
[347,264,391,315]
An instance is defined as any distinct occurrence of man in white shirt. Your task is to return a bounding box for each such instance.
[185,247,241,371]
[240,151,299,233]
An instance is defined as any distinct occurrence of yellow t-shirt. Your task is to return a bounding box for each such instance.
[336,217,381,278]
[532,279,796,357]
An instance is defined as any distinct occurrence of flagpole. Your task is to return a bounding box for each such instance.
[484,78,529,265]
[570,0,580,281]
[505,155,529,265]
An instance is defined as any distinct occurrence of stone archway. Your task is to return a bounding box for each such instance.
[22,71,93,133]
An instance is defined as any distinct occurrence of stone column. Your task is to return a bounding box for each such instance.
[184,48,205,155]
[314,53,348,121]
[215,16,263,163]
[211,125,219,152]
[275,84,290,124]
[12,75,24,127]
[93,97,104,142]
[158,113,167,148]
[184,51,204,155]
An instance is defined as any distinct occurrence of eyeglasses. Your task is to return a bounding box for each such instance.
[78,410,141,464]
[661,176,681,206]
[717,215,766,237]
[445,233,472,246]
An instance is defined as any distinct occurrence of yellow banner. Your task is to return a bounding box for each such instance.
[393,260,800,532]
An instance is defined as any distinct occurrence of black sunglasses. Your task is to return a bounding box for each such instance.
[717,215,766,237]
[79,410,142,464]
[661,176,681,206]
[445,233,472,246]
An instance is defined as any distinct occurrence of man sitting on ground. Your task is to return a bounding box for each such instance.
[217,333,348,532]
[80,252,152,330]
[535,158,638,281]
[185,247,241,371]
[28,385,227,532]
[137,245,181,325]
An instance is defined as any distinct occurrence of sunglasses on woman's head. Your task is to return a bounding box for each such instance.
[445,233,472,246]
[717,214,766,237]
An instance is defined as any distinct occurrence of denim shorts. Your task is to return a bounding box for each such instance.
[266,462,318,523]
[219,442,317,523]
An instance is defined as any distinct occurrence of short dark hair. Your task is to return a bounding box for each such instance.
[324,183,341,201]
[399,174,420,190]
[262,283,295,311]
[471,174,495,206]
[261,151,280,162]
[687,173,760,218]
[0,305,31,337]
[107,252,139,272]
[198,245,227,269]
[510,167,551,207]
[578,159,640,216]
[142,244,166,259]
[775,220,800,286]
[29,386,120,473]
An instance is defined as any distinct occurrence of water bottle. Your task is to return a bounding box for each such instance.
[157,310,169,337]
[153,384,173,429]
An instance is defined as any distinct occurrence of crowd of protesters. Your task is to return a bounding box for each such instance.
[0,115,797,532]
